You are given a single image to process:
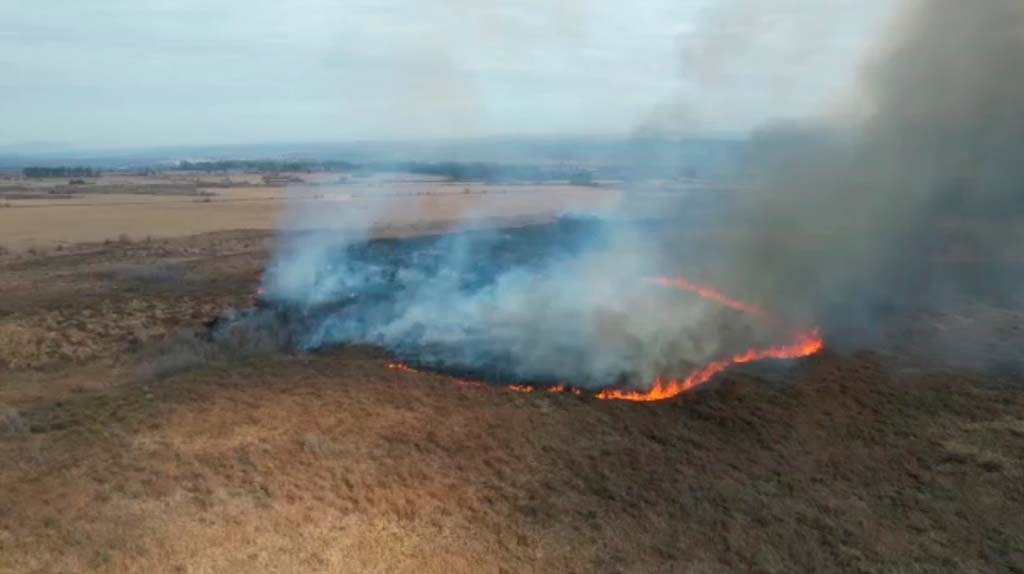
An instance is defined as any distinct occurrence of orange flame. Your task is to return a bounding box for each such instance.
[386,329,823,403]
[547,384,584,397]
[390,362,486,389]
[388,362,419,374]
[595,328,824,402]
[386,275,824,403]
[651,277,773,322]
[252,272,267,303]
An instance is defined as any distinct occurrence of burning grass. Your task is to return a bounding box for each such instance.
[596,327,824,401]
[385,323,823,403]
[252,219,826,400]
[374,271,825,402]
[2,218,1023,573]
[386,327,825,403]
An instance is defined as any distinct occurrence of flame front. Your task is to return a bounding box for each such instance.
[388,330,824,403]
[650,277,774,322]
[586,276,823,402]
[387,275,824,403]
[595,328,824,402]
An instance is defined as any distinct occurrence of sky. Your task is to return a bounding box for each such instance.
[0,0,895,149]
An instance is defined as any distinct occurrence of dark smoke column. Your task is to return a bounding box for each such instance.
[719,0,1024,344]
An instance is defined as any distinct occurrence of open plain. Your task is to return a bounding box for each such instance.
[0,174,1022,573]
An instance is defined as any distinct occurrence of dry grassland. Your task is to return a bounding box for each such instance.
[0,180,1021,573]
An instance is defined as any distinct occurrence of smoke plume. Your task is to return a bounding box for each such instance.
[263,216,778,389]
[258,0,1023,390]
[714,0,1024,349]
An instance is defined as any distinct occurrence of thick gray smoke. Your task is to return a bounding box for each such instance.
[259,0,1022,387]
[712,0,1024,351]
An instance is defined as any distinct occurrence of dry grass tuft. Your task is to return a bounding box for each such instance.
[0,403,28,435]
[209,311,293,358]
[105,262,183,286]
[135,312,293,382]
[136,330,214,381]
[301,434,336,455]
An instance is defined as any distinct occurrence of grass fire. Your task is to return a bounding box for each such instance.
[1,1,1023,572]
[253,218,827,399]
[380,270,825,402]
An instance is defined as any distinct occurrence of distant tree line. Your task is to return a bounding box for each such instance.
[167,159,602,185]
[23,166,100,178]
[377,161,597,185]
[393,162,542,182]
[172,160,357,173]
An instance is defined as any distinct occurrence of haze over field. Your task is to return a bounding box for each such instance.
[1,0,892,148]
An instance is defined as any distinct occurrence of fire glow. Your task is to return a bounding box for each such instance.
[387,362,418,374]
[595,328,824,402]
[650,277,774,323]
[386,276,824,403]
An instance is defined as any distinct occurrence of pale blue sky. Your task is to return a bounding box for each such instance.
[0,0,895,148]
